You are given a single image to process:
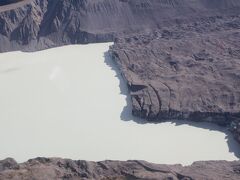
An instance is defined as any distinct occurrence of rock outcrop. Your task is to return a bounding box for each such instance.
[0,0,240,52]
[0,158,240,180]
[110,13,240,143]
[110,14,240,121]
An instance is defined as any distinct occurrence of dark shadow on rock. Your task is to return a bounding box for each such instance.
[104,50,240,159]
[104,51,147,124]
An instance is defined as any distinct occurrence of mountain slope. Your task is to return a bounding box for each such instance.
[0,0,240,52]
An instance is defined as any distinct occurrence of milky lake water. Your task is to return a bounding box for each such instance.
[0,43,239,165]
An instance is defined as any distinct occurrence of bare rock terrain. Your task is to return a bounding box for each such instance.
[1,158,240,180]
[110,14,240,139]
[0,0,240,52]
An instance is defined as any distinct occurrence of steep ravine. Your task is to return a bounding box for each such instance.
[0,0,240,179]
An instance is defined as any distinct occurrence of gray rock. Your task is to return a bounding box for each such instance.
[0,158,240,180]
[0,158,19,172]
[110,14,240,139]
[0,0,240,52]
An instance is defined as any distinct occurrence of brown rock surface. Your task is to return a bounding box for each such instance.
[0,158,240,180]
[110,14,240,141]
[0,0,240,52]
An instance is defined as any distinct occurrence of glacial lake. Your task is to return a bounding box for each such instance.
[0,43,239,165]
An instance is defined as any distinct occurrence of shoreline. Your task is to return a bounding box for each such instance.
[0,43,238,165]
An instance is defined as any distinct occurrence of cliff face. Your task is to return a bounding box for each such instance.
[110,15,240,122]
[0,0,240,52]
[1,158,240,180]
[110,14,240,144]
